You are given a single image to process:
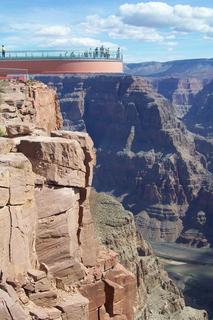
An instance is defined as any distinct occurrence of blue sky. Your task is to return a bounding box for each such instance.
[1,0,213,62]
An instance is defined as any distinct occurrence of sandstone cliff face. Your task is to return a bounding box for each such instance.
[0,79,209,320]
[38,75,213,247]
[0,80,137,320]
[0,80,62,136]
[90,191,208,320]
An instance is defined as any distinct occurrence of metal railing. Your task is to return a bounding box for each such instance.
[0,49,123,61]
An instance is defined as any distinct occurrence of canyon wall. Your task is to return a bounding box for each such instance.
[0,79,208,320]
[0,80,137,320]
[151,78,205,118]
[38,75,213,247]
[184,79,213,138]
[90,191,208,320]
[180,80,213,245]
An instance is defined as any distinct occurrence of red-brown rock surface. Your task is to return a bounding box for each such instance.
[0,152,37,278]
[0,133,137,320]
[0,80,137,320]
[90,191,208,320]
[0,80,62,136]
[40,75,212,247]
[0,79,208,320]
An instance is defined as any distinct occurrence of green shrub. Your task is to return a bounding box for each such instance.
[0,128,5,137]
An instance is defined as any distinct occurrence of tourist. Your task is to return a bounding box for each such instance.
[100,45,104,58]
[106,48,110,59]
[95,47,98,58]
[117,47,120,59]
[2,45,5,58]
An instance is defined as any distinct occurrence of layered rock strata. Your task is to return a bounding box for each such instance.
[0,79,209,320]
[151,78,205,118]
[90,191,208,320]
[0,80,137,320]
[181,80,213,245]
[38,75,212,246]
[184,79,213,138]
[0,80,62,136]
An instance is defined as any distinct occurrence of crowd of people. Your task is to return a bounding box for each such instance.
[68,46,121,59]
[1,45,122,60]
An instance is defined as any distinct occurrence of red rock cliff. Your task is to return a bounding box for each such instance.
[0,80,137,320]
[0,80,62,136]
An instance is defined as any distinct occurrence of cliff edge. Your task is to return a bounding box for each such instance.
[0,80,136,320]
[0,79,208,320]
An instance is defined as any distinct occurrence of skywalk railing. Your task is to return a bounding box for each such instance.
[0,49,123,61]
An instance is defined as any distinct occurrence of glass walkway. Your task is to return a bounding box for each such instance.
[0,49,122,61]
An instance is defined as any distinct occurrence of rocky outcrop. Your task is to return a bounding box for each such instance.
[0,80,138,320]
[90,191,148,319]
[0,79,209,319]
[0,133,138,320]
[0,152,37,279]
[38,75,213,247]
[90,190,208,320]
[0,80,62,136]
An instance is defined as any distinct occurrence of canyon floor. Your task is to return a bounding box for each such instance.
[151,242,213,320]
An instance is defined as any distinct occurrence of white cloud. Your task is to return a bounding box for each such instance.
[36,25,71,37]
[3,1,213,55]
[204,35,213,40]
[119,2,213,34]
[42,36,118,49]
[166,41,178,47]
[165,41,178,52]
[120,2,173,28]
[165,34,176,40]
[3,19,119,50]
[7,23,43,33]
[82,14,164,42]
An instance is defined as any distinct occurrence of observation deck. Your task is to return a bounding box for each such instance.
[0,49,123,76]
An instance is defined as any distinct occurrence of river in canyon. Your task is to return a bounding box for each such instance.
[151,242,213,319]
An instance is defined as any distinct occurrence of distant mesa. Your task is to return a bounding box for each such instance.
[125,58,213,79]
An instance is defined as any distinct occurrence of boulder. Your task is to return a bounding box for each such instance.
[0,287,27,320]
[0,80,62,135]
[56,294,89,320]
[6,123,34,137]
[18,136,86,187]
[0,153,37,278]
